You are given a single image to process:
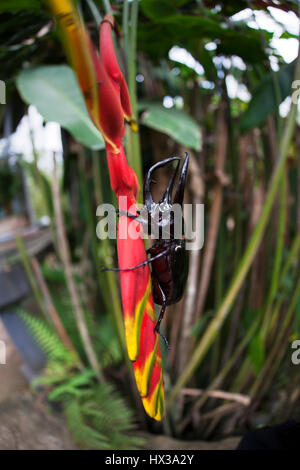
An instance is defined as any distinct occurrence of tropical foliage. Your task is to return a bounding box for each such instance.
[0,0,299,445]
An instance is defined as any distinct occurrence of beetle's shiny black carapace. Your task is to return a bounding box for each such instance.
[101,153,190,347]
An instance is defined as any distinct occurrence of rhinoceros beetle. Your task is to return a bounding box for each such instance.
[102,153,190,347]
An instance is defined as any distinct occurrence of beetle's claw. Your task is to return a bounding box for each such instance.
[154,325,170,350]
[100,265,111,272]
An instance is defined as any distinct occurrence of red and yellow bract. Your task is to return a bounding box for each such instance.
[48,0,164,420]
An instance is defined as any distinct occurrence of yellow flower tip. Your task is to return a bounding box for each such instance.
[124,116,138,133]
[133,336,159,397]
[130,119,139,133]
[141,373,164,421]
[124,316,139,361]
[142,389,164,421]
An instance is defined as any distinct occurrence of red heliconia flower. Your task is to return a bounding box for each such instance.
[49,0,164,420]
[99,15,133,124]
[89,40,125,153]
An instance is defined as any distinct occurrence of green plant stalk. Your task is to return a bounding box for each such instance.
[124,0,143,191]
[102,0,111,15]
[15,234,48,320]
[278,235,300,282]
[230,357,251,393]
[30,256,83,367]
[205,272,298,435]
[178,316,260,435]
[261,171,287,337]
[92,151,127,355]
[52,154,103,380]
[78,153,107,293]
[196,317,260,412]
[122,0,129,62]
[210,217,225,379]
[250,277,300,399]
[229,117,242,272]
[86,0,102,26]
[231,234,300,393]
[267,243,300,341]
[167,51,300,411]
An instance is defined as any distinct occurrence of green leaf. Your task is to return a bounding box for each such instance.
[249,333,265,376]
[21,160,54,217]
[216,30,267,63]
[280,31,299,40]
[138,13,267,63]
[239,60,296,134]
[0,0,41,13]
[16,65,105,150]
[140,104,202,151]
[140,0,193,21]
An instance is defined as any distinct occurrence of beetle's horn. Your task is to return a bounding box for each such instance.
[159,158,180,205]
[143,156,180,212]
[174,152,189,206]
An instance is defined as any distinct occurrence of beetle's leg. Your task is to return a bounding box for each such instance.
[100,249,169,272]
[115,209,149,228]
[154,284,170,350]
[115,209,140,219]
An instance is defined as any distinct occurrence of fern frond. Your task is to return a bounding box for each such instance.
[18,309,79,390]
[63,398,110,450]
[18,310,143,450]
[18,309,74,365]
[48,369,96,401]
[53,373,144,450]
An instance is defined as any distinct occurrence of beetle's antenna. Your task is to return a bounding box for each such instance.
[174,152,189,206]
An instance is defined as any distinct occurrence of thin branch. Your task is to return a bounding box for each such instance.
[181,388,251,406]
[31,256,82,366]
[194,96,228,321]
[177,152,203,374]
[198,403,241,422]
[51,152,103,380]
[15,233,48,320]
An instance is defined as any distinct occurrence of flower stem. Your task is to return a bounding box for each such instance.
[125,0,143,192]
[92,150,127,356]
[52,153,103,380]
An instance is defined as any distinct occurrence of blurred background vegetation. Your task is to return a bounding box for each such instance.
[0,0,299,449]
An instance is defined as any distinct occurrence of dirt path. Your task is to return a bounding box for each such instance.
[0,391,75,450]
[0,320,75,450]
[141,433,241,450]
[0,319,28,403]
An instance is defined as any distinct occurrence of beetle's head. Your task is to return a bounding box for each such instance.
[142,153,189,239]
